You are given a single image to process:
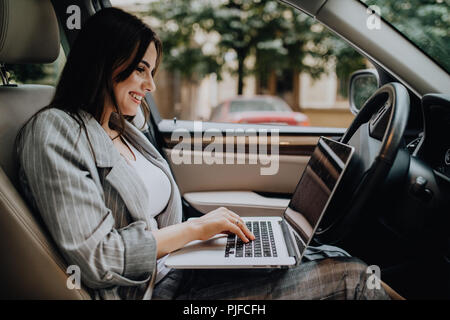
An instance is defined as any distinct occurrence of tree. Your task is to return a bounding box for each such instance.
[147,0,337,101]
[197,0,336,104]
[145,0,222,82]
[258,7,335,110]
[200,0,258,94]
[149,0,267,94]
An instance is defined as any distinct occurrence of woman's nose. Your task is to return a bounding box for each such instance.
[143,75,156,93]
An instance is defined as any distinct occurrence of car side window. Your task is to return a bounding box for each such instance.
[126,1,373,128]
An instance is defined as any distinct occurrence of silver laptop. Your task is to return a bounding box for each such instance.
[165,137,355,269]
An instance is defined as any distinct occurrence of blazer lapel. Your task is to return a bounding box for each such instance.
[79,111,154,229]
[111,113,183,228]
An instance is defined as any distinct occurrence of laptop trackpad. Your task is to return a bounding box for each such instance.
[166,234,227,262]
[178,234,227,252]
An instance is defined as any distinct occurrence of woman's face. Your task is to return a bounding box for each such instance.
[112,42,157,116]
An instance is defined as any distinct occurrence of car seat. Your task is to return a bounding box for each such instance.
[0,0,90,299]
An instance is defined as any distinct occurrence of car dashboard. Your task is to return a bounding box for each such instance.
[415,94,450,181]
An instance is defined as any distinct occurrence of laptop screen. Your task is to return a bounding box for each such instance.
[283,137,354,254]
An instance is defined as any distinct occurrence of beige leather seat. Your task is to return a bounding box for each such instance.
[0,0,90,299]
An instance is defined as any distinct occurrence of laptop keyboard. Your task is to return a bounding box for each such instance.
[225,221,277,258]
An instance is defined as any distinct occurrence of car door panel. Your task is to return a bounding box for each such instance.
[157,119,345,203]
[164,148,310,195]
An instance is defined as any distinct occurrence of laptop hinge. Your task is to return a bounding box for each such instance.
[279,220,298,263]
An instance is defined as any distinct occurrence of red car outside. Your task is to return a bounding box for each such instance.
[209,95,310,126]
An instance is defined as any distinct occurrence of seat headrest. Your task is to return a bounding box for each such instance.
[0,0,60,64]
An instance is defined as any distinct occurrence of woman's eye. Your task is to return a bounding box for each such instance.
[136,67,145,73]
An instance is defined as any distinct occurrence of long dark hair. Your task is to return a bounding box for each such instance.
[16,7,162,159]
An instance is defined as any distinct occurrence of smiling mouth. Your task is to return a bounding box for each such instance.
[129,92,143,104]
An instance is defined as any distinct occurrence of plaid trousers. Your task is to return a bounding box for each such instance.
[152,257,390,300]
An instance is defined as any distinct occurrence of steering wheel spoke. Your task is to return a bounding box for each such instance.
[347,122,383,173]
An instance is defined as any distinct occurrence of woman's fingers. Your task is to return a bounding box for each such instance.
[225,220,250,243]
[200,207,255,242]
[230,217,255,241]
[225,209,255,241]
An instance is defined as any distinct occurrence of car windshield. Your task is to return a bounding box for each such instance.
[360,0,450,74]
[230,99,292,113]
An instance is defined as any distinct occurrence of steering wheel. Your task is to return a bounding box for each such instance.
[314,82,410,244]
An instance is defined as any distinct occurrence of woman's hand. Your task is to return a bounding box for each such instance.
[152,207,255,259]
[189,207,255,243]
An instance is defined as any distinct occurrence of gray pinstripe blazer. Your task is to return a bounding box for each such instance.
[17,108,182,300]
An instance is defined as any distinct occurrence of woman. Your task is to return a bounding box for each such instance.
[15,7,389,300]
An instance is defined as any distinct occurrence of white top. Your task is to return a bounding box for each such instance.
[123,138,172,284]
[124,139,171,217]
